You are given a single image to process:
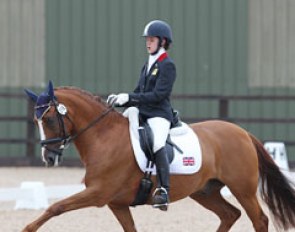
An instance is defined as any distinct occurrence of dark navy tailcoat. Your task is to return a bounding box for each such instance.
[128,53,176,122]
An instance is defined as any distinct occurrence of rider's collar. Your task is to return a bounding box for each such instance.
[147,47,166,73]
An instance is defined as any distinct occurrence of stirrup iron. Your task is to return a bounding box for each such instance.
[152,187,168,197]
[152,187,169,211]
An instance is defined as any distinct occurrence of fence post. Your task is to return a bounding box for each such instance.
[26,99,35,158]
[219,98,229,120]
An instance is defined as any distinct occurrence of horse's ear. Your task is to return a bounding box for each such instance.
[24,89,38,102]
[47,80,55,100]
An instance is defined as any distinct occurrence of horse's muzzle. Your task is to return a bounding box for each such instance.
[44,150,63,167]
[40,138,68,167]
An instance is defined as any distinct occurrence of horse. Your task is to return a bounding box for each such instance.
[22,82,295,232]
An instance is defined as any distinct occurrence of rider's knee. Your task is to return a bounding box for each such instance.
[153,144,165,153]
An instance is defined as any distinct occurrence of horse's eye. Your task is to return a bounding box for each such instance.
[44,117,56,127]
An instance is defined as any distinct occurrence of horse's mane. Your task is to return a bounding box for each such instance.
[55,86,125,122]
[55,86,108,107]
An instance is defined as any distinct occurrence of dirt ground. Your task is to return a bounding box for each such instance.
[0,167,294,232]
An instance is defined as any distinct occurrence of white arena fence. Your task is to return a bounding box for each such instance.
[0,178,293,211]
[0,182,85,210]
[0,180,232,210]
[0,142,293,210]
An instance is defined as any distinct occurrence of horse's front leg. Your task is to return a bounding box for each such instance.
[22,187,102,232]
[108,204,137,232]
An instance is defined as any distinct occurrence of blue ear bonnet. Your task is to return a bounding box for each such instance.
[35,92,55,119]
[24,81,57,119]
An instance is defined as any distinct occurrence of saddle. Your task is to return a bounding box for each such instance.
[138,123,182,164]
[138,109,182,163]
[131,111,183,206]
[124,107,202,206]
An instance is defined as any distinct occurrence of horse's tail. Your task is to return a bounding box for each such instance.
[249,133,295,230]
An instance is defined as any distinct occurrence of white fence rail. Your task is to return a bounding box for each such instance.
[0,182,85,210]
[0,148,293,211]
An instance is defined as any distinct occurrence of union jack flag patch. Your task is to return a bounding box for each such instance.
[183,157,195,166]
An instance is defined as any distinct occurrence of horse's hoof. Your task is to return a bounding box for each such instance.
[22,226,32,232]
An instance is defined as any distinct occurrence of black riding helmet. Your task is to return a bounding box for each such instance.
[142,20,172,52]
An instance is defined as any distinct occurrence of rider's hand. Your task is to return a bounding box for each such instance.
[107,94,117,105]
[115,93,129,106]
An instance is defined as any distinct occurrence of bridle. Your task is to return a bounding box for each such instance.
[37,100,114,157]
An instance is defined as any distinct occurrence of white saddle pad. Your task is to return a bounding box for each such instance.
[123,107,202,175]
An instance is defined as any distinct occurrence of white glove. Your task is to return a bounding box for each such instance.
[115,93,129,106]
[107,94,117,105]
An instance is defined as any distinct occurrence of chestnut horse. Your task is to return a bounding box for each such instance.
[23,83,295,232]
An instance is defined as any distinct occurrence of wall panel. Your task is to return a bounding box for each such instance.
[0,0,45,87]
[46,0,248,96]
[249,0,295,88]
[1,0,295,162]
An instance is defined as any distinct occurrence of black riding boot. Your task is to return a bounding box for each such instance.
[152,147,170,211]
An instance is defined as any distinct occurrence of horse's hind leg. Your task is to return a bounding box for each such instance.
[232,192,268,232]
[108,204,137,232]
[190,180,241,232]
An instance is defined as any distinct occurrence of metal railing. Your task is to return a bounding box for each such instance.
[0,93,34,151]
[172,94,295,147]
[0,93,295,166]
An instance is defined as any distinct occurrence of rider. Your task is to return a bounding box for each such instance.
[107,20,176,211]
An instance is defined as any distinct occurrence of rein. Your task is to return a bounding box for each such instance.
[68,106,114,142]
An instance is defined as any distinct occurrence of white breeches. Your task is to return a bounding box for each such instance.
[147,117,171,153]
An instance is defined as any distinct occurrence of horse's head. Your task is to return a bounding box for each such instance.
[25,81,115,167]
[25,81,73,167]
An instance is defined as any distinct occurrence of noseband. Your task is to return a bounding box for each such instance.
[37,100,114,156]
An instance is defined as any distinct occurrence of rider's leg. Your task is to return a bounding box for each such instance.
[147,117,171,211]
[153,146,170,210]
